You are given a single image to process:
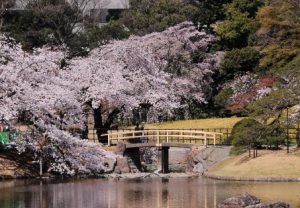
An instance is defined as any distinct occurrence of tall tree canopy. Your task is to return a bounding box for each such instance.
[118,0,199,35]
[214,0,262,48]
[0,23,223,174]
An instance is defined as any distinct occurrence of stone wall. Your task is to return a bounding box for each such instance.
[187,146,231,174]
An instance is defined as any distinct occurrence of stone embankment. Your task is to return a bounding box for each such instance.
[104,172,199,179]
[218,193,289,208]
[187,146,231,174]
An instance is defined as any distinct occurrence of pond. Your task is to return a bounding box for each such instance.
[0,177,300,208]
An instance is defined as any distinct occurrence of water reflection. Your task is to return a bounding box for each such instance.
[0,177,300,208]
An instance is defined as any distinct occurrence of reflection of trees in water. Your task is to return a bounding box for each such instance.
[2,180,116,208]
[1,179,300,208]
[0,179,218,208]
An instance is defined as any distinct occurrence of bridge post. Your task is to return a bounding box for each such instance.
[213,134,216,146]
[108,134,111,146]
[166,131,169,143]
[161,146,169,173]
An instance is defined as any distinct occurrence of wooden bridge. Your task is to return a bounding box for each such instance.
[106,129,223,147]
[104,129,223,173]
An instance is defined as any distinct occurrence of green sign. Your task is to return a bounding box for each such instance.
[0,132,9,145]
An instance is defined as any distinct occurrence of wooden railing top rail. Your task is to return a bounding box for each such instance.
[103,129,223,136]
[110,134,218,140]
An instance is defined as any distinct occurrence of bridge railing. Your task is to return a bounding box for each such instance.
[104,129,223,146]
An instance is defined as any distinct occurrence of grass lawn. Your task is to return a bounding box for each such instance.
[145,117,246,129]
[208,149,300,178]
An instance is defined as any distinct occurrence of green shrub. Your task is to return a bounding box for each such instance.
[0,132,9,145]
[230,118,286,152]
[220,47,261,78]
[229,146,247,156]
[213,87,234,116]
[230,118,264,147]
[85,21,130,47]
[263,123,286,148]
[213,88,234,107]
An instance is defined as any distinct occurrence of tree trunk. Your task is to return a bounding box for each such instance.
[93,106,105,143]
[248,144,251,157]
[0,18,3,31]
[93,105,120,144]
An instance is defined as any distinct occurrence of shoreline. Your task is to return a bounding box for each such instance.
[3,172,300,182]
[0,172,200,181]
[204,173,300,182]
[103,172,200,179]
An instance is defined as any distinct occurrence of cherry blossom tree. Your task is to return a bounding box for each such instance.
[0,22,223,175]
[66,22,223,138]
